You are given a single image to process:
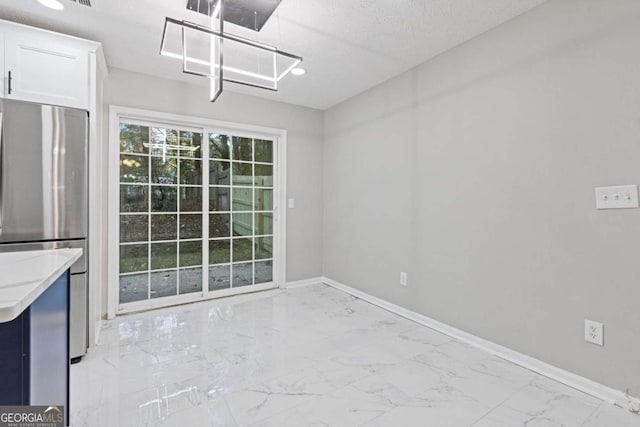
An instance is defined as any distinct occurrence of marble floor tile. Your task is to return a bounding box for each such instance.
[225,360,371,425]
[470,377,602,427]
[368,376,497,427]
[70,284,639,427]
[255,374,412,427]
[581,402,640,427]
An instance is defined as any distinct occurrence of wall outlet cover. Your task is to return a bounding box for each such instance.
[584,319,604,346]
[400,272,407,286]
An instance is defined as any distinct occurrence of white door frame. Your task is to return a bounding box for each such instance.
[107,105,287,319]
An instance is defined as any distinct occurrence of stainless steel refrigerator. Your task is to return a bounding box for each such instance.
[0,99,89,362]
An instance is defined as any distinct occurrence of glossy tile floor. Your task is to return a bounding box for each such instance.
[71,284,640,426]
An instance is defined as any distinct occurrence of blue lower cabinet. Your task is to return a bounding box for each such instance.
[0,307,30,405]
[0,270,70,426]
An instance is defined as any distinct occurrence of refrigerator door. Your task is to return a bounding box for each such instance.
[0,100,88,243]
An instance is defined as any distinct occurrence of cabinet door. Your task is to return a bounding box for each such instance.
[4,30,89,109]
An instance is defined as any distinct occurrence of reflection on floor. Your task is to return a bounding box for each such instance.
[71,284,640,426]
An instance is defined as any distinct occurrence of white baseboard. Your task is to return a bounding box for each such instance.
[284,277,324,289]
[321,276,640,414]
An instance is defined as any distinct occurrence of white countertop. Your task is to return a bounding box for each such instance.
[0,248,82,323]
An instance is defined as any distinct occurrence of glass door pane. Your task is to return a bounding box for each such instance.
[208,134,274,291]
[119,122,204,305]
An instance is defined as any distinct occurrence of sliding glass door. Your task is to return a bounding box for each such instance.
[117,119,277,311]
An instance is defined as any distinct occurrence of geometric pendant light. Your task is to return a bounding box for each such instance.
[160,0,303,102]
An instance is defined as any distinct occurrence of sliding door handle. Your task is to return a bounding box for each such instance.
[7,71,11,95]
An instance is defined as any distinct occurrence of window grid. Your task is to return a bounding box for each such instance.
[119,125,205,303]
[208,134,274,289]
[119,126,274,305]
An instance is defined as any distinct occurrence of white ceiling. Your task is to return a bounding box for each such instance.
[0,0,548,110]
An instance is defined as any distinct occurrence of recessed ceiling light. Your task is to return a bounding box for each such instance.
[291,68,306,76]
[37,0,64,10]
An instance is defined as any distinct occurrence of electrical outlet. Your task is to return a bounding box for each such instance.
[584,320,604,346]
[400,272,407,286]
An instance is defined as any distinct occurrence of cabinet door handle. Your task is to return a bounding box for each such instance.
[7,71,12,95]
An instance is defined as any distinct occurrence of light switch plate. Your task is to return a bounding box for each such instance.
[288,198,295,209]
[595,185,639,209]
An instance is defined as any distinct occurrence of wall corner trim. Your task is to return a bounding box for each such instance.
[93,318,102,347]
[321,276,640,414]
[283,277,324,289]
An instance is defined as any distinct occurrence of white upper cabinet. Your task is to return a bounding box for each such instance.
[0,21,102,110]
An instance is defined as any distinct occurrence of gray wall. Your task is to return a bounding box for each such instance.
[101,68,324,316]
[323,0,640,394]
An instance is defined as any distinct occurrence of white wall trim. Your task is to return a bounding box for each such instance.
[87,51,99,345]
[106,106,120,320]
[284,277,323,289]
[321,276,640,414]
[93,321,102,347]
[108,105,288,138]
[276,130,288,290]
[88,50,106,345]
